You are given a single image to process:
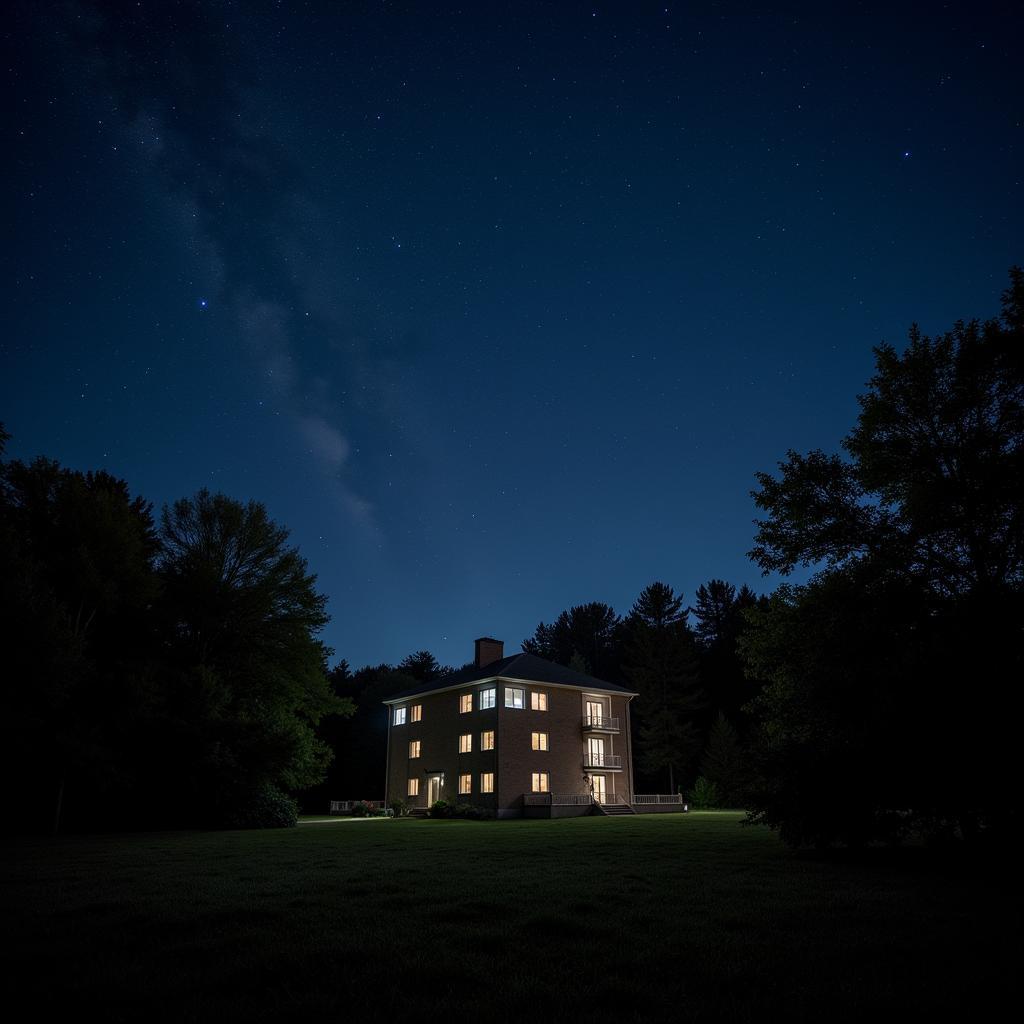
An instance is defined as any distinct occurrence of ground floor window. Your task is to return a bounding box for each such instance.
[480,772,494,793]
[531,772,549,793]
[408,778,419,797]
[459,773,472,795]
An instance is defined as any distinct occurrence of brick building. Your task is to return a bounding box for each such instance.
[383,637,643,818]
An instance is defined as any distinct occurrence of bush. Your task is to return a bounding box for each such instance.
[688,776,720,810]
[388,798,409,817]
[428,799,453,819]
[454,803,495,820]
[350,801,370,817]
[224,784,298,829]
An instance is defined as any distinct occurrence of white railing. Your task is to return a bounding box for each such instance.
[631,794,684,805]
[583,753,622,768]
[329,799,385,814]
[524,793,595,806]
[582,715,620,731]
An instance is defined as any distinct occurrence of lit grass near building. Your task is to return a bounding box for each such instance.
[3,814,1014,1020]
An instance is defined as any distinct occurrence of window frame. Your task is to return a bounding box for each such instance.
[480,772,494,794]
[531,691,548,711]
[479,687,496,710]
[408,740,421,759]
[531,771,549,793]
[459,733,473,754]
[480,730,495,751]
[504,686,525,709]
[407,778,419,797]
[460,693,473,714]
[410,704,422,722]
[393,707,407,725]
[458,773,472,795]
[531,731,549,751]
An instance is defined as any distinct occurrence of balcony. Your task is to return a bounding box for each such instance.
[583,752,622,770]
[582,714,620,733]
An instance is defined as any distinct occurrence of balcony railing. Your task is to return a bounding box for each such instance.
[583,753,622,769]
[524,793,598,806]
[632,794,684,805]
[582,715,620,732]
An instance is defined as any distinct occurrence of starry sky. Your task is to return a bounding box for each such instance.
[4,2,1022,669]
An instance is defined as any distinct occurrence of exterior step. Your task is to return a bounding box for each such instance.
[597,802,636,815]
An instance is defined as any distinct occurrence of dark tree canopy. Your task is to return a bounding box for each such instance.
[742,268,1024,846]
[522,601,622,679]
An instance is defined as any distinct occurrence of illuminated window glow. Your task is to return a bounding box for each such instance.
[479,687,496,709]
[459,733,472,753]
[531,772,549,793]
[531,691,548,711]
[460,694,473,713]
[459,773,472,795]
[411,704,422,722]
[531,731,549,751]
[393,707,406,725]
[481,730,494,750]
[409,740,421,759]
[480,772,494,793]
[408,778,419,796]
[505,687,524,709]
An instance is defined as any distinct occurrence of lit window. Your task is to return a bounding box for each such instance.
[409,740,421,759]
[393,707,406,725]
[505,687,524,709]
[408,778,419,797]
[481,730,495,751]
[531,772,549,793]
[531,691,548,711]
[459,773,472,795]
[480,772,494,793]
[411,704,422,722]
[460,694,473,713]
[479,688,496,710]
[532,732,549,751]
[459,733,472,754]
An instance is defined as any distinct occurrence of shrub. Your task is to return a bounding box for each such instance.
[688,776,720,810]
[350,801,370,817]
[224,784,298,829]
[428,799,453,819]
[388,798,409,817]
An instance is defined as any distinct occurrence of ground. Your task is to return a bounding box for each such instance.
[2,813,1015,1021]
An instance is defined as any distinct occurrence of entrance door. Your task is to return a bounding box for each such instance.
[592,775,607,804]
[586,700,604,727]
[427,776,442,804]
[588,736,605,767]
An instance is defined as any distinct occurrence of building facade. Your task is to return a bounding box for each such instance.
[383,638,638,818]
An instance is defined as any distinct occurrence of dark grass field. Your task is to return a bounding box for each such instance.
[2,812,1016,1021]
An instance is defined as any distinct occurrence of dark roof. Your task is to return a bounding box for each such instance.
[383,652,637,703]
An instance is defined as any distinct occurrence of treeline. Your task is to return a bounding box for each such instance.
[0,443,349,833]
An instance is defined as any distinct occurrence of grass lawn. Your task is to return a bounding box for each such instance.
[2,813,1016,1021]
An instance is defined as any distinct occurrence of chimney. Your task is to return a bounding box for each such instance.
[474,637,504,668]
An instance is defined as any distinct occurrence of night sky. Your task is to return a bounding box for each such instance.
[4,2,1021,669]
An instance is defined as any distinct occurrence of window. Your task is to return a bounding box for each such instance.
[393,707,406,725]
[480,730,495,751]
[480,772,494,793]
[407,778,419,797]
[411,704,422,722]
[531,772,549,793]
[479,687,496,710]
[459,773,472,795]
[460,693,473,714]
[531,732,549,751]
[459,733,472,754]
[409,740,421,759]
[505,686,525,709]
[531,691,548,711]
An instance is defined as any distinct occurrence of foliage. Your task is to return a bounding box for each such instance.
[522,602,622,679]
[388,797,409,817]
[688,776,720,809]
[224,784,298,829]
[623,582,706,793]
[742,268,1024,846]
[428,799,453,819]
[699,713,745,807]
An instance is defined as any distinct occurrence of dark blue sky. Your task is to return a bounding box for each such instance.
[4,2,1021,669]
